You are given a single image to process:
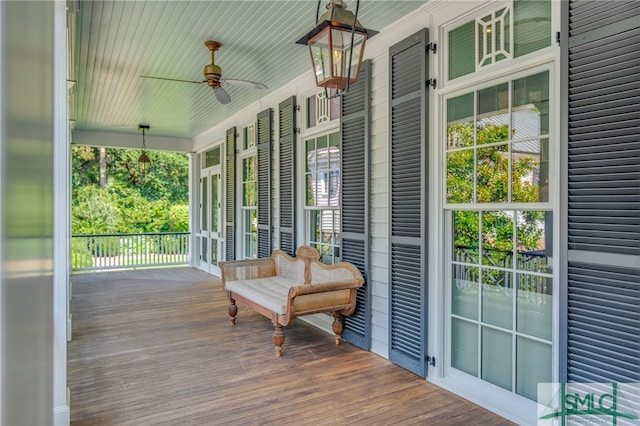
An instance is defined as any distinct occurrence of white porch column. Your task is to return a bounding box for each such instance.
[53,0,71,424]
[188,152,198,267]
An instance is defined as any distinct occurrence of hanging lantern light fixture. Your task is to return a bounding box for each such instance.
[296,0,377,95]
[138,124,151,176]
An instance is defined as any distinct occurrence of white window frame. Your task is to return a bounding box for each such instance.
[301,88,340,133]
[301,131,342,264]
[432,1,561,424]
[298,89,341,264]
[476,5,513,69]
[442,0,556,88]
[196,140,225,275]
[239,122,258,260]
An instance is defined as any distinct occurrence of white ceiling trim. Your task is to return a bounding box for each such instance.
[72,129,192,152]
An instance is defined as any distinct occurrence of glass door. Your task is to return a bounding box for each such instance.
[198,174,209,270]
[209,170,222,276]
[198,145,224,276]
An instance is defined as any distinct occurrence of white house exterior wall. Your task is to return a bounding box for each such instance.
[192,2,438,358]
[191,3,560,423]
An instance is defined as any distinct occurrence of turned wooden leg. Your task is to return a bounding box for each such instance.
[273,324,285,357]
[228,298,237,325]
[332,312,343,345]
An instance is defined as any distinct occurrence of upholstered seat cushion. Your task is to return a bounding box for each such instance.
[225,276,302,315]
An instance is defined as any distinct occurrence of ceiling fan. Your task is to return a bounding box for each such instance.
[140,40,267,105]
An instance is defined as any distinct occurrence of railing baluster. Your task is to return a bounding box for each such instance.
[71,232,190,273]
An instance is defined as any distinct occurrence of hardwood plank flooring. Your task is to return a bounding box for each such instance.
[68,267,513,425]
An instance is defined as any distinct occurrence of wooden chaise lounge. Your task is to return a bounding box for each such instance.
[220,245,364,356]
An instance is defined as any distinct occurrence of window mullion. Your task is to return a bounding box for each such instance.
[473,91,478,203]
[508,79,513,204]
[477,211,483,379]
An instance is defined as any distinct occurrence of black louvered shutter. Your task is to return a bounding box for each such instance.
[388,29,429,377]
[563,0,640,383]
[257,108,273,258]
[340,59,371,350]
[225,127,236,261]
[278,97,296,256]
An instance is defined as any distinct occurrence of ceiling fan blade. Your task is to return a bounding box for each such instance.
[140,75,205,84]
[214,87,231,104]
[221,78,268,90]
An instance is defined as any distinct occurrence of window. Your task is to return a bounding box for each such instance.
[305,90,340,129]
[448,0,551,80]
[241,156,257,259]
[243,123,256,151]
[445,70,553,402]
[477,6,512,67]
[241,123,258,259]
[446,71,550,204]
[451,209,552,400]
[304,132,341,264]
[204,146,221,168]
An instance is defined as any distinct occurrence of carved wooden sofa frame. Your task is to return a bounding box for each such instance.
[220,246,364,356]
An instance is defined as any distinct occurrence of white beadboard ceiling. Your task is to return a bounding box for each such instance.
[71,0,428,146]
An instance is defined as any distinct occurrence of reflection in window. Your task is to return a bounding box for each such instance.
[477,144,509,203]
[450,209,553,400]
[516,210,552,273]
[243,123,256,150]
[514,0,551,57]
[449,21,475,80]
[241,155,257,259]
[306,91,340,129]
[204,147,220,168]
[454,210,550,274]
[305,132,341,264]
[448,0,551,80]
[242,210,257,259]
[446,71,549,204]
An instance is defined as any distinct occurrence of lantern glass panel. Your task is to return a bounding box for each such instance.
[330,28,366,82]
[309,29,331,86]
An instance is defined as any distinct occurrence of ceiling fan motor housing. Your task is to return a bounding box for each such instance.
[204,63,222,87]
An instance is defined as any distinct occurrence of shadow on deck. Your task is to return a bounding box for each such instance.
[68,267,512,425]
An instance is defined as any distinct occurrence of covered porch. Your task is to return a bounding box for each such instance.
[68,267,512,425]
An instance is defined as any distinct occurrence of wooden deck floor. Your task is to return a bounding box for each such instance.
[68,267,512,425]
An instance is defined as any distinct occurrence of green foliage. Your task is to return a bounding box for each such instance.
[104,149,189,203]
[108,184,171,233]
[72,146,101,188]
[72,185,121,234]
[448,122,540,204]
[448,122,545,263]
[168,204,189,232]
[517,210,545,249]
[72,146,189,235]
[71,238,93,269]
[477,144,509,203]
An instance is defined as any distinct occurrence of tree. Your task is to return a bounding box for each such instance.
[72,185,121,234]
[72,146,101,188]
[71,146,189,235]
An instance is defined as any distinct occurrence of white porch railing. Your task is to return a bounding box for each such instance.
[72,232,190,273]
